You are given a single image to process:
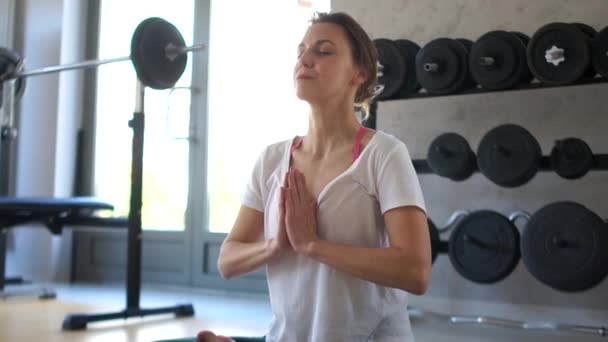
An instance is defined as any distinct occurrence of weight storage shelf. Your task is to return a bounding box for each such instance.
[412,154,608,175]
[379,76,608,102]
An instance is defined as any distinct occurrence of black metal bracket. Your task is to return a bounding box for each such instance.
[413,154,608,175]
[62,109,194,330]
[379,77,608,102]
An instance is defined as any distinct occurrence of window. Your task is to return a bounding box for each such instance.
[207,0,330,233]
[81,0,332,289]
[93,0,195,231]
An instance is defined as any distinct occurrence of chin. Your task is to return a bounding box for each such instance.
[295,89,315,102]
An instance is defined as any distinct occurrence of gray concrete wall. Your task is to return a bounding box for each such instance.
[333,0,608,337]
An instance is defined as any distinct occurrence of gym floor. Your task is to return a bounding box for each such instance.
[0,282,605,342]
[0,282,269,342]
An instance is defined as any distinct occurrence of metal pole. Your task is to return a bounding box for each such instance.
[4,44,205,80]
[4,79,16,129]
[0,76,17,293]
[14,56,131,78]
[164,44,205,61]
[126,79,145,310]
[0,79,16,195]
[0,231,6,291]
[135,80,145,113]
[409,307,607,338]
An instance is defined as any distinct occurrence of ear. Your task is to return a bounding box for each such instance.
[350,66,367,86]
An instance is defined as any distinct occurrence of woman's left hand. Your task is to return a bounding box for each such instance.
[284,167,319,254]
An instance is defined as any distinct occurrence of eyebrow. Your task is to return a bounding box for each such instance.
[297,39,336,49]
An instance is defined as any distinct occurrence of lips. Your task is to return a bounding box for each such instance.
[296,74,314,80]
[295,70,315,80]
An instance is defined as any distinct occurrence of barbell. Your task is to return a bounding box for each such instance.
[430,204,608,292]
[423,124,607,187]
[428,209,521,284]
[0,17,204,92]
[448,210,521,284]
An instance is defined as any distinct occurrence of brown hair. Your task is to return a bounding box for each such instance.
[309,12,378,118]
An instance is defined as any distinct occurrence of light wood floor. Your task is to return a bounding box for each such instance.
[0,283,269,342]
[1,283,607,342]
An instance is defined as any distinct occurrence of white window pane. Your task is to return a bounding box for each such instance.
[94,0,194,231]
[207,0,331,233]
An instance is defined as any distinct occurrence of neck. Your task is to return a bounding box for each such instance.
[303,99,361,158]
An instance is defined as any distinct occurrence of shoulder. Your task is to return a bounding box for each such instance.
[366,129,410,159]
[259,138,292,164]
[251,138,293,181]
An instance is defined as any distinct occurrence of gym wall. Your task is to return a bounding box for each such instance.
[6,0,89,283]
[333,0,608,331]
[0,0,15,48]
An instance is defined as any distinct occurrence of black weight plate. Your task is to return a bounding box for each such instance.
[427,132,476,181]
[131,17,188,90]
[131,19,158,89]
[429,219,440,264]
[521,202,608,292]
[510,31,534,83]
[527,22,592,85]
[511,31,530,46]
[393,39,421,98]
[14,74,25,101]
[0,47,20,79]
[456,39,473,61]
[571,23,597,38]
[571,23,598,78]
[457,38,473,52]
[416,38,469,95]
[448,210,520,284]
[0,47,26,102]
[373,39,406,100]
[592,26,608,78]
[131,17,166,89]
[477,124,541,187]
[470,31,529,90]
[456,39,476,88]
[550,137,594,179]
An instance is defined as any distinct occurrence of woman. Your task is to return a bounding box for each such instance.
[202,11,430,342]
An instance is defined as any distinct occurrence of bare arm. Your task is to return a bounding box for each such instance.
[305,206,431,294]
[285,168,431,294]
[217,205,274,279]
[218,172,293,279]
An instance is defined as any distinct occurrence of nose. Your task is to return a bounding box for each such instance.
[298,48,314,68]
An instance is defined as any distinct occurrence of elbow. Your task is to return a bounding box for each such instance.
[217,259,232,280]
[409,272,430,295]
[217,245,235,280]
[218,258,238,280]
[416,263,432,295]
[402,261,431,295]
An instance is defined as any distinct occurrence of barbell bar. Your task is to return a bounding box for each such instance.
[0,17,205,91]
[9,44,204,79]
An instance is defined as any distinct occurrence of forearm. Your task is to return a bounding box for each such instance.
[217,239,275,279]
[306,240,429,294]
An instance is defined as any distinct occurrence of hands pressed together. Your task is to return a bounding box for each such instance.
[197,168,319,342]
[270,166,319,256]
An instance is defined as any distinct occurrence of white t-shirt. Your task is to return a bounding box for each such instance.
[240,130,427,342]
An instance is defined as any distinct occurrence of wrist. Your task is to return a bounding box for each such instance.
[267,239,293,260]
[266,239,279,256]
[303,239,320,257]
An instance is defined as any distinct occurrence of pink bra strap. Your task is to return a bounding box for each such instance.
[352,126,366,162]
[290,126,365,162]
[290,136,303,154]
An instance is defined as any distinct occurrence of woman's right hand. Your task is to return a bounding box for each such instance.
[197,331,234,342]
[269,171,292,256]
